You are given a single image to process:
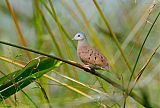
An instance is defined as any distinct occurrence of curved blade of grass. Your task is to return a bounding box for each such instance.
[35,81,52,108]
[129,43,160,94]
[33,2,44,50]
[0,57,62,101]
[21,90,38,108]
[54,70,107,95]
[138,61,160,87]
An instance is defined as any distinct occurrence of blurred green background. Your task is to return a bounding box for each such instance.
[0,0,160,107]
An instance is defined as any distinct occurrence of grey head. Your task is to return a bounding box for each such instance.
[72,32,87,41]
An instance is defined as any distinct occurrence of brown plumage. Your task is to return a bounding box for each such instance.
[78,46,110,70]
[73,32,110,70]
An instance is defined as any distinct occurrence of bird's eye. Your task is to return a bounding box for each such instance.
[78,35,80,37]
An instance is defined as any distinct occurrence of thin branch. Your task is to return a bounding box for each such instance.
[0,41,89,71]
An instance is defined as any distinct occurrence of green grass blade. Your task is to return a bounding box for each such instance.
[128,11,160,86]
[40,0,76,49]
[34,1,62,57]
[129,44,160,94]
[21,90,39,108]
[124,11,160,108]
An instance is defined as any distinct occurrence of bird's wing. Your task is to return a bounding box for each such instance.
[78,46,109,69]
[91,47,109,67]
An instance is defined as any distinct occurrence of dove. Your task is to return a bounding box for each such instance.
[72,32,110,70]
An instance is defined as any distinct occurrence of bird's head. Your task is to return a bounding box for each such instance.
[72,32,87,41]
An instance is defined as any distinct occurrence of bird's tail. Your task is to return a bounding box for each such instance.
[103,65,111,71]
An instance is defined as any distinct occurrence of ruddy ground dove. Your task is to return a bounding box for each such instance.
[73,32,110,70]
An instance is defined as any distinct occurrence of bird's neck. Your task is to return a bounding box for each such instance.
[77,39,88,49]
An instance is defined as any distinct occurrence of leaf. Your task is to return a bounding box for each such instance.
[0,57,62,101]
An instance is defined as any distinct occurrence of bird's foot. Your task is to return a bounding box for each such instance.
[83,64,92,70]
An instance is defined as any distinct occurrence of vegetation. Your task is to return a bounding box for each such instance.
[0,0,160,107]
